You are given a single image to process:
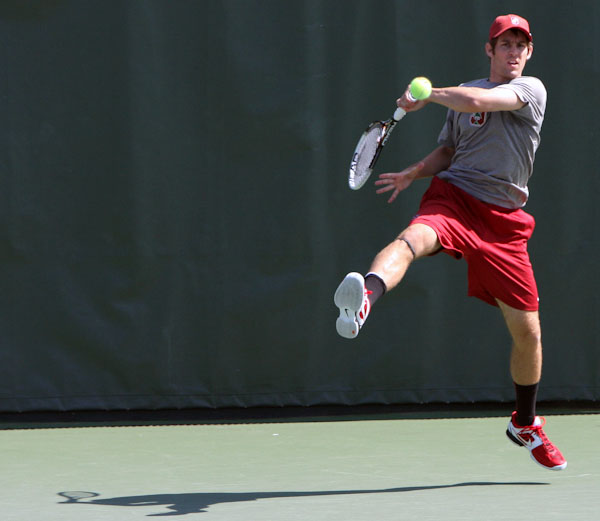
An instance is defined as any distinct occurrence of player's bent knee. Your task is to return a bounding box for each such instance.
[395,237,416,259]
[397,223,441,258]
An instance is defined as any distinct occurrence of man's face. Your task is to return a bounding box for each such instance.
[486,30,532,83]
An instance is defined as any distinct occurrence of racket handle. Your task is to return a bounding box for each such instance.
[393,107,407,121]
[394,89,417,120]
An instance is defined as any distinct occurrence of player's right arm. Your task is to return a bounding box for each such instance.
[428,86,526,112]
[375,145,454,203]
[399,84,525,114]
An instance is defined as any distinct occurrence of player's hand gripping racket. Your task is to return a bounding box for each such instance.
[348,106,407,190]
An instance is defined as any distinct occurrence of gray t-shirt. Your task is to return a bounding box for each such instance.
[437,76,547,208]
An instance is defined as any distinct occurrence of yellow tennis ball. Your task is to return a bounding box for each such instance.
[409,76,432,100]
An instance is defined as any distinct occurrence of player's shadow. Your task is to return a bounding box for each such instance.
[59,481,549,516]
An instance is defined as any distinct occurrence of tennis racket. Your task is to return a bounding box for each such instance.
[348,106,407,190]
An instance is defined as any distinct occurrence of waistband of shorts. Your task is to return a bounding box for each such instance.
[435,176,523,214]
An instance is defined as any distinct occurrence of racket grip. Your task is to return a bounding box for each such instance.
[406,91,417,103]
[393,107,407,121]
[394,89,416,120]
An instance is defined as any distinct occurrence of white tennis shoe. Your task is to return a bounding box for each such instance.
[334,272,371,339]
[506,412,567,470]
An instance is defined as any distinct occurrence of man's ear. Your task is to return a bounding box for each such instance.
[485,42,494,59]
[526,43,534,61]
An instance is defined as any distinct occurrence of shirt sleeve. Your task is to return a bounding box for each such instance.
[497,76,547,124]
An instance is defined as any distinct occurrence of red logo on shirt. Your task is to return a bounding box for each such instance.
[470,112,488,126]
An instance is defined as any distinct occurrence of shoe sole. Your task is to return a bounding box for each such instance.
[506,428,568,471]
[334,273,365,339]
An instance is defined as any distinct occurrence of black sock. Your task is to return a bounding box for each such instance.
[514,382,539,426]
[364,273,386,306]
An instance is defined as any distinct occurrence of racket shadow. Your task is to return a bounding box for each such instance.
[58,481,549,516]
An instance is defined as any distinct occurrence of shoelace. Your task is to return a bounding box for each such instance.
[521,417,557,453]
[359,290,372,318]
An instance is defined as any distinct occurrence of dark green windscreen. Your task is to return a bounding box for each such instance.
[0,1,597,411]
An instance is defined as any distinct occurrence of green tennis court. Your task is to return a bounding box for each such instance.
[2,409,598,520]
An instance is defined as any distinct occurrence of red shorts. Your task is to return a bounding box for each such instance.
[410,176,539,311]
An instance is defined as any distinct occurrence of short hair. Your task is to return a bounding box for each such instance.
[489,28,533,51]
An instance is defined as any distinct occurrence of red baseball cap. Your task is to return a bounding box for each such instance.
[489,14,532,42]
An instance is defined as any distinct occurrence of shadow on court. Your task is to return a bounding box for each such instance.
[58,482,549,516]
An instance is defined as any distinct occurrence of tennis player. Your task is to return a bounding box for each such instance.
[334,14,566,470]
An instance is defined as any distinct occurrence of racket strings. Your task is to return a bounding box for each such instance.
[351,125,383,188]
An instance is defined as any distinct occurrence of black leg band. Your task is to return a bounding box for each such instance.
[397,237,416,259]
